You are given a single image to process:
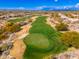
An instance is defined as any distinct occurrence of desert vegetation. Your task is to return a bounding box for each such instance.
[60,31,79,48]
[55,22,68,31]
[0,21,21,40]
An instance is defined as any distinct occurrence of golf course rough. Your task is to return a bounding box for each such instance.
[23,16,67,59]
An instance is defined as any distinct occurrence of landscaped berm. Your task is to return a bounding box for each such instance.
[23,16,68,59]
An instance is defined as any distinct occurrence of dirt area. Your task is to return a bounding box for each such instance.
[9,25,30,59]
[46,17,57,30]
[9,24,30,59]
[16,24,31,39]
[10,39,26,59]
[9,16,38,59]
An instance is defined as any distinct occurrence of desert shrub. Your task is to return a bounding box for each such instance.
[0,33,8,40]
[0,28,5,34]
[55,23,68,31]
[60,31,79,48]
[4,22,21,33]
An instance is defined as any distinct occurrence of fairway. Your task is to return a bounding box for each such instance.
[23,16,67,59]
[8,16,30,23]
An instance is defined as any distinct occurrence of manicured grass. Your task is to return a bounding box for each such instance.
[23,16,67,59]
[24,33,50,49]
[8,16,30,23]
[30,16,59,39]
[8,18,25,23]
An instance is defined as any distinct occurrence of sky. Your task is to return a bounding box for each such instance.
[0,0,79,10]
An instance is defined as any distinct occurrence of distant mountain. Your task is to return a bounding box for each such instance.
[41,6,79,11]
[0,6,79,11]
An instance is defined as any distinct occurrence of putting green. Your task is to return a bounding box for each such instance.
[24,33,50,49]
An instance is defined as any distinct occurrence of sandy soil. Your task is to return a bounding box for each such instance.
[10,39,26,59]
[9,16,38,59]
[46,17,58,30]
[9,24,30,59]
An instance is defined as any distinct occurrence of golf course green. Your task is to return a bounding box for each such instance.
[23,16,67,59]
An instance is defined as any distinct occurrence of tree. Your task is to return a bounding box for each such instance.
[60,31,79,48]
